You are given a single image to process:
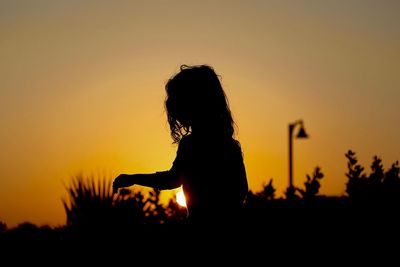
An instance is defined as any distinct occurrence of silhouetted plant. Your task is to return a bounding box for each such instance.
[244,179,276,206]
[0,222,63,243]
[0,221,7,234]
[145,189,168,224]
[297,167,324,200]
[345,150,400,208]
[284,185,301,200]
[345,150,368,202]
[113,188,152,227]
[382,161,400,205]
[164,194,188,224]
[62,174,115,231]
[368,156,385,202]
[370,156,384,186]
[261,179,276,200]
[62,174,186,235]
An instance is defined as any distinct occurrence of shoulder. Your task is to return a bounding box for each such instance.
[179,134,194,147]
[227,138,244,161]
[226,138,242,151]
[176,135,194,155]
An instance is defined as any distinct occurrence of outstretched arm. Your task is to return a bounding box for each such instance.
[113,171,182,194]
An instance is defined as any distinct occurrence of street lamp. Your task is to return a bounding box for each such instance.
[287,119,309,199]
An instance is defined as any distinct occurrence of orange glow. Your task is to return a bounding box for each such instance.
[176,188,187,207]
[0,1,399,227]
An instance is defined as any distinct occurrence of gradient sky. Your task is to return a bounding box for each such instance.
[1,0,399,227]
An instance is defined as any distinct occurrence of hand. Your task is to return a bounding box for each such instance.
[112,174,129,194]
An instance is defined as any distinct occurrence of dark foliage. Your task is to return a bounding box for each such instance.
[0,221,6,234]
[59,174,187,240]
[1,151,399,243]
[345,150,400,208]
[296,166,324,200]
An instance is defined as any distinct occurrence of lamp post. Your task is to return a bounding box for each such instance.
[287,119,309,199]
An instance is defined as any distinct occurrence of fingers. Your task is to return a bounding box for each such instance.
[112,174,130,194]
[112,174,127,194]
[112,176,121,194]
[112,184,119,194]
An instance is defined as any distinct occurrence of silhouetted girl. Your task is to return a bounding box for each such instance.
[113,65,248,224]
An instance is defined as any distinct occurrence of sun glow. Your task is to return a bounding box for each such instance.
[176,188,187,207]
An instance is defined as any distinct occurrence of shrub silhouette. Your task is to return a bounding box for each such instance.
[62,174,116,232]
[382,161,400,205]
[0,222,63,243]
[345,150,400,207]
[296,167,324,200]
[164,193,188,224]
[2,149,399,243]
[345,150,368,202]
[0,221,6,234]
[62,174,186,237]
[261,179,276,200]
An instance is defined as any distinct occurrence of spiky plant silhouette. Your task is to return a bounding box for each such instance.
[62,173,187,236]
[62,174,116,233]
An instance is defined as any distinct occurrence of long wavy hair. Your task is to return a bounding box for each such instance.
[165,65,235,144]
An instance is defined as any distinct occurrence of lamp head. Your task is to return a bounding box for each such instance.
[296,126,309,139]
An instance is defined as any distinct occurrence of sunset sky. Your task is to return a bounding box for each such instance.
[1,0,399,227]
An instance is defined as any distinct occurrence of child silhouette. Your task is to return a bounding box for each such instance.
[113,65,248,224]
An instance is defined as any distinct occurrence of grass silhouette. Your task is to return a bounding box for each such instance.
[60,173,187,240]
[1,150,399,243]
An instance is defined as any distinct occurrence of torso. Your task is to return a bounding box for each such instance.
[173,134,248,222]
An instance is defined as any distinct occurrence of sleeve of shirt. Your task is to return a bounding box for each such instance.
[170,135,190,174]
[152,136,190,190]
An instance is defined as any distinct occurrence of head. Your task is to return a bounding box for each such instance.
[165,65,235,143]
